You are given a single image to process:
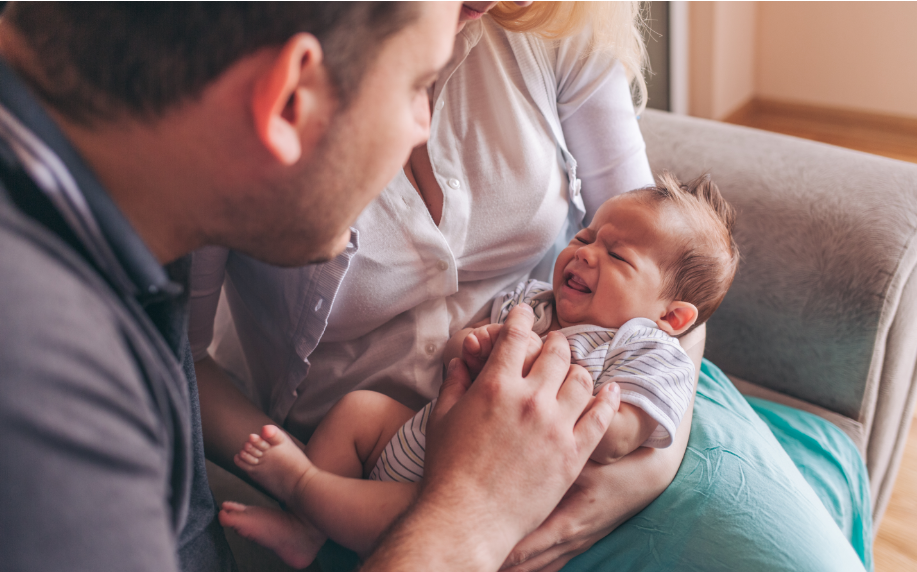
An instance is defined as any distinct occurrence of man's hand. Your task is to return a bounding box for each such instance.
[363,305,619,571]
[498,324,705,572]
[461,323,542,379]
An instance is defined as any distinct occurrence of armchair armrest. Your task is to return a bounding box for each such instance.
[640,109,917,525]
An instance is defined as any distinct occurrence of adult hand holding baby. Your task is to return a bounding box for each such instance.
[461,321,543,379]
[363,304,620,571]
[500,323,705,572]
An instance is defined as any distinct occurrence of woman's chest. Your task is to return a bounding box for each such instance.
[419,34,570,265]
[322,32,571,339]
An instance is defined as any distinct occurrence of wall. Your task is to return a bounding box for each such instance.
[756,2,917,120]
[688,2,757,120]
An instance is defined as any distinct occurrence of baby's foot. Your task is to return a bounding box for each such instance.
[234,425,318,506]
[219,501,326,570]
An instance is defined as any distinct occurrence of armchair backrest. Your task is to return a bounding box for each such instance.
[640,109,917,524]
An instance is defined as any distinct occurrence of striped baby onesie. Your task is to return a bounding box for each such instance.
[369,279,695,483]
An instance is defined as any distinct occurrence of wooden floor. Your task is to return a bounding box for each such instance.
[873,414,917,571]
[725,99,917,165]
[725,98,917,572]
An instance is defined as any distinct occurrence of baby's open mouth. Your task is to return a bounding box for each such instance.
[564,272,592,293]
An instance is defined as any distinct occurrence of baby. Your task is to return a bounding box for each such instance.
[219,172,739,568]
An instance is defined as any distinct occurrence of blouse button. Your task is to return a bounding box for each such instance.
[448,178,461,189]
[314,298,324,312]
[437,260,448,271]
[435,99,445,111]
[425,344,436,356]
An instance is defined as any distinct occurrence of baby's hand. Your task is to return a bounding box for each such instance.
[462,324,502,379]
[462,324,543,379]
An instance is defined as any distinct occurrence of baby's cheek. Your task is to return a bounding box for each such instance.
[552,249,573,289]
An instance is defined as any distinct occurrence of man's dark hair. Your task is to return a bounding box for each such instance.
[3,2,418,123]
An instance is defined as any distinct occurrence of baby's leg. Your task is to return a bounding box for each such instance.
[219,501,324,570]
[306,390,418,477]
[235,390,414,492]
[223,426,327,568]
[230,391,420,557]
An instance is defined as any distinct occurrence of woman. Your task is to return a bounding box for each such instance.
[190,3,694,570]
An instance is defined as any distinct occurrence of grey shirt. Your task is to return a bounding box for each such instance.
[0,58,234,571]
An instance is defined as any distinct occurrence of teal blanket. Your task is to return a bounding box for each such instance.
[320,359,872,571]
[563,359,871,571]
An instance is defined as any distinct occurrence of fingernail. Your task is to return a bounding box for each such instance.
[447,357,460,376]
[605,382,621,406]
[512,303,533,315]
[467,336,480,355]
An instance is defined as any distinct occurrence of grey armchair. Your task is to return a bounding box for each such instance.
[641,109,917,525]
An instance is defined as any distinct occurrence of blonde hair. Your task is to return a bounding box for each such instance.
[488,1,648,114]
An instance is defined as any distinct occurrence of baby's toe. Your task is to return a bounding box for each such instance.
[248,433,271,451]
[237,450,261,466]
[260,424,287,447]
[244,442,265,458]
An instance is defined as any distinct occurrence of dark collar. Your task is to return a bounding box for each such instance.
[0,57,182,305]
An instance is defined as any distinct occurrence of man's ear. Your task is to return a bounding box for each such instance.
[656,301,698,336]
[251,33,328,165]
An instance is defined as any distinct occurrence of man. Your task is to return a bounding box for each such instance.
[0,3,615,572]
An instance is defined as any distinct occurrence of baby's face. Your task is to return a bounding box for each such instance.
[552,193,677,330]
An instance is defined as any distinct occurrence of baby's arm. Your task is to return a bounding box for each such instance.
[589,401,659,464]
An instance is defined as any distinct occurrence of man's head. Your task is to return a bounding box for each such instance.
[552,173,738,336]
[1,2,417,123]
[0,2,459,264]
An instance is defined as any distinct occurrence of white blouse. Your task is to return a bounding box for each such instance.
[189,17,653,441]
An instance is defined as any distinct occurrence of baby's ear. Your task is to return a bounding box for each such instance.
[656,301,698,336]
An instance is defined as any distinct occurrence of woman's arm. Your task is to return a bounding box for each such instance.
[555,35,655,222]
[501,324,705,572]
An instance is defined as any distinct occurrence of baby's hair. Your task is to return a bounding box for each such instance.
[634,172,739,334]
